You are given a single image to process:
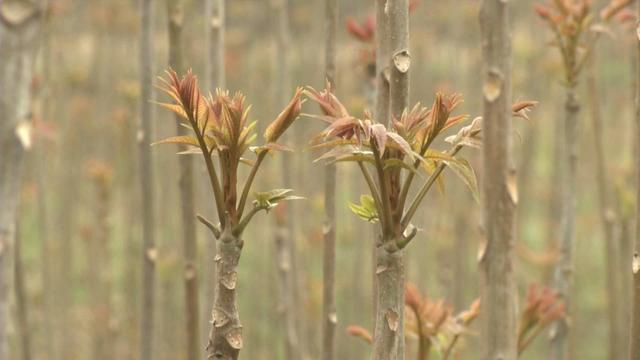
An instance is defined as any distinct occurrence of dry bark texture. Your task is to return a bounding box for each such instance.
[322,0,338,359]
[479,1,518,360]
[138,0,156,358]
[206,231,243,360]
[0,2,41,359]
[273,0,302,358]
[551,80,579,360]
[167,1,201,359]
[372,247,405,360]
[204,0,225,346]
[586,54,622,360]
[630,1,640,358]
[14,221,31,360]
[371,0,409,359]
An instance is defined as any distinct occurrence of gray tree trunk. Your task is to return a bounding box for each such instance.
[138,0,157,358]
[629,1,640,358]
[273,0,302,358]
[0,2,41,359]
[166,1,200,359]
[551,84,579,360]
[203,0,225,348]
[479,1,518,360]
[586,53,622,360]
[206,231,243,360]
[322,0,337,359]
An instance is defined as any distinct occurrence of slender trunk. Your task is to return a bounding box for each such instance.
[207,0,225,91]
[274,0,302,358]
[629,1,640,358]
[36,7,54,357]
[587,54,622,360]
[551,86,579,360]
[452,214,468,311]
[167,2,200,359]
[36,150,53,360]
[371,0,409,359]
[544,106,564,282]
[138,0,157,358]
[204,0,224,345]
[479,1,517,360]
[120,98,141,360]
[206,231,243,360]
[86,169,114,360]
[322,0,337,359]
[373,0,390,337]
[0,3,40,359]
[274,219,300,359]
[372,245,405,360]
[14,219,31,360]
[622,216,633,355]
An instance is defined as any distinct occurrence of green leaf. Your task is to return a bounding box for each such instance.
[387,132,415,161]
[253,189,304,211]
[383,158,420,176]
[151,135,199,147]
[250,142,292,154]
[348,194,379,223]
[313,146,360,163]
[156,102,188,119]
[331,152,375,165]
[423,149,455,162]
[422,158,445,194]
[308,138,360,150]
[445,158,479,203]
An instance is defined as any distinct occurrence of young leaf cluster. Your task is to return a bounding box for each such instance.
[306,85,480,251]
[155,69,303,237]
[534,0,632,86]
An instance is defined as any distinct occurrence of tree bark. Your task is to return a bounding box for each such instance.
[0,2,41,359]
[586,53,622,360]
[86,167,114,360]
[373,0,390,337]
[479,1,517,360]
[36,6,54,357]
[629,1,640,358]
[550,87,579,360]
[371,244,405,360]
[273,0,302,358]
[322,0,337,359]
[204,0,225,346]
[138,0,157,358]
[388,0,409,358]
[167,1,200,359]
[14,218,31,360]
[206,231,243,360]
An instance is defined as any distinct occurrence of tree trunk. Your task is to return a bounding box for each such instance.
[551,87,579,360]
[167,1,201,359]
[138,0,157,358]
[586,53,622,360]
[273,0,302,358]
[371,245,405,360]
[206,231,243,360]
[36,8,54,357]
[373,0,390,340]
[14,218,31,360]
[479,1,517,360]
[274,221,300,359]
[322,0,337,359]
[629,1,640,358]
[387,0,409,358]
[204,0,225,347]
[0,2,41,359]
[86,169,114,360]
